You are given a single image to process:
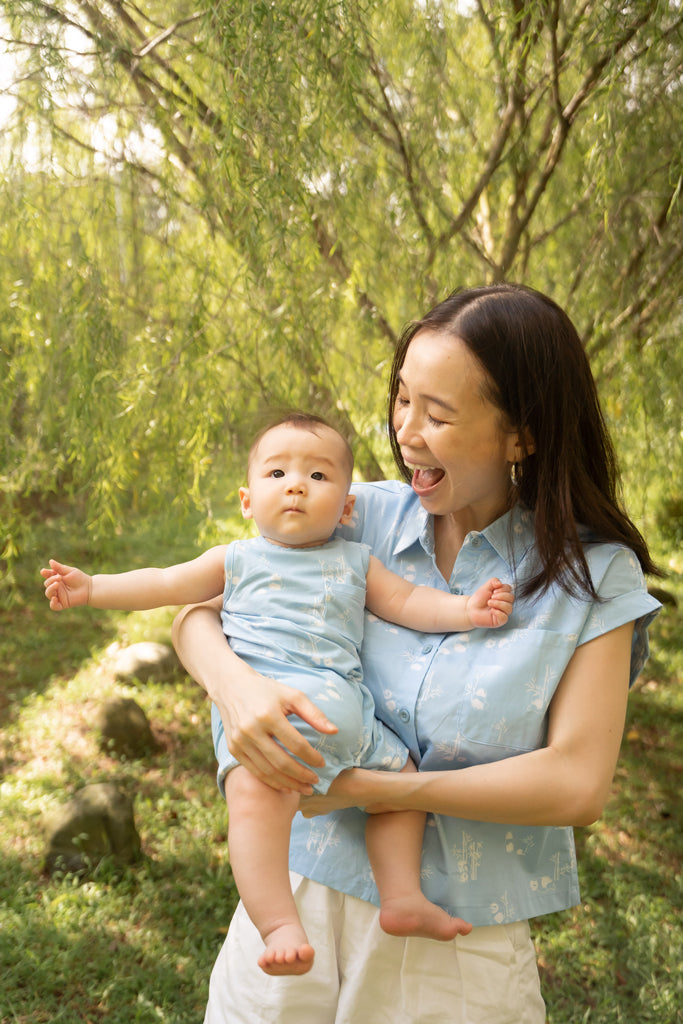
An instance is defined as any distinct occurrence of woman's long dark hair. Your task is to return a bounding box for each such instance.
[388,284,662,598]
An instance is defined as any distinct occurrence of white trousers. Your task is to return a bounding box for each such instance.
[204,874,546,1024]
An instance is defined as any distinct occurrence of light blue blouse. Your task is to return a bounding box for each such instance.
[286,481,661,926]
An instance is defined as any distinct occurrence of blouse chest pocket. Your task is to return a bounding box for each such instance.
[419,628,577,768]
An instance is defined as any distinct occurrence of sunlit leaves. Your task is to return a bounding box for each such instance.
[1,0,681,590]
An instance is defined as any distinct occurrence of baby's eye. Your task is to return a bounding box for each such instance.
[270,469,285,478]
[311,471,325,481]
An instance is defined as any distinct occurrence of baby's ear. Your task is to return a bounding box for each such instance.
[339,493,356,526]
[238,487,253,519]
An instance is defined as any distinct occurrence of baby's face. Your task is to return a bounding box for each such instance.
[239,423,355,548]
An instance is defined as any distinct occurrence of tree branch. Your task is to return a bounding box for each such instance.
[497,5,657,276]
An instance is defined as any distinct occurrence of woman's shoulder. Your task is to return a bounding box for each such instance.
[340,480,421,547]
[351,478,413,498]
[350,479,417,517]
[578,531,653,598]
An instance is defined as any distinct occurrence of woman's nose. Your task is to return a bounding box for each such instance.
[394,406,422,446]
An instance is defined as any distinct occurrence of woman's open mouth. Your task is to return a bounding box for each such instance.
[410,464,445,495]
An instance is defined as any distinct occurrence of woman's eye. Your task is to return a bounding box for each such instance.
[428,415,446,427]
[311,471,325,481]
[395,395,409,408]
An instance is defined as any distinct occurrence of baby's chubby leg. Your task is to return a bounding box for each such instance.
[365,759,473,941]
[225,766,315,975]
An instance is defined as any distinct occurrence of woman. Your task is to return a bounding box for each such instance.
[173,284,661,1023]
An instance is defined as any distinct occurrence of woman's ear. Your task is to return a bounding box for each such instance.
[339,493,356,526]
[508,427,536,463]
[238,487,253,519]
[521,427,536,457]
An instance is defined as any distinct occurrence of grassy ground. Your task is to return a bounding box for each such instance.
[1,511,681,1023]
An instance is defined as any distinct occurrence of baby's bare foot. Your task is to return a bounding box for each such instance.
[379,894,472,941]
[258,923,315,976]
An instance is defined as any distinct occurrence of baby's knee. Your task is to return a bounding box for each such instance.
[226,765,299,823]
[225,765,265,805]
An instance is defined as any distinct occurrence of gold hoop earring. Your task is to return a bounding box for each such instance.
[510,462,522,486]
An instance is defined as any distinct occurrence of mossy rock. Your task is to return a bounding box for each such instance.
[44,782,141,877]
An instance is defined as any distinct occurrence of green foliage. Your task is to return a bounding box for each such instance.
[1,0,682,592]
[534,630,683,1022]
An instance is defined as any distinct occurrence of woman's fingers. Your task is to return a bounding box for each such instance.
[220,695,337,793]
[272,709,336,764]
[216,673,339,792]
[233,735,318,793]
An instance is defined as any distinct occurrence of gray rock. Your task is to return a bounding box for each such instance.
[44,782,141,876]
[112,641,181,683]
[96,697,158,759]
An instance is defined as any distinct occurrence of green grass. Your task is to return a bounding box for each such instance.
[533,597,683,1023]
[1,509,238,1023]
[1,511,681,1022]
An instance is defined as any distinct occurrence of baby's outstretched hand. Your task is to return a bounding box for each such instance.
[466,577,514,629]
[40,559,91,611]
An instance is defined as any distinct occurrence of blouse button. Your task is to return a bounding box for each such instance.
[471,535,482,547]
[452,586,462,595]
[423,644,433,654]
[398,708,411,723]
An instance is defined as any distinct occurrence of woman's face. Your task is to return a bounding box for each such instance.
[393,330,521,529]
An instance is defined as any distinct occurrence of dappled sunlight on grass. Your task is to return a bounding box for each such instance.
[2,521,681,1022]
[1,656,235,1021]
[1,520,236,1021]
[534,598,683,1023]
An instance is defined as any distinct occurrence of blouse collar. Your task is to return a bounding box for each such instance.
[392,501,537,571]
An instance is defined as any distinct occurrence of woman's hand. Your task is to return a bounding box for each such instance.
[298,786,357,818]
[172,600,338,793]
[216,667,339,794]
[298,768,405,817]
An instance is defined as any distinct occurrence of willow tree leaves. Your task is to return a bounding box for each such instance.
[1,0,681,589]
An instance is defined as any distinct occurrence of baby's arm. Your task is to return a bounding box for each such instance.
[364,556,513,632]
[41,546,228,612]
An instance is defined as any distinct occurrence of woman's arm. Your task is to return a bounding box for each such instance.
[171,600,338,793]
[301,622,634,827]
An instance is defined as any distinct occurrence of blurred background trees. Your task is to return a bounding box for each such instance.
[1,0,681,592]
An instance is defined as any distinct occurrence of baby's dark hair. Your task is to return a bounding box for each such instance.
[247,411,354,481]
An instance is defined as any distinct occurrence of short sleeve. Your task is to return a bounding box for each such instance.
[578,546,661,686]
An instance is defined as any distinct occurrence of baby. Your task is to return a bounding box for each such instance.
[42,412,514,975]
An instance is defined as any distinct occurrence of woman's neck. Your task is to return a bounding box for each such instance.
[433,515,467,581]
[433,506,507,581]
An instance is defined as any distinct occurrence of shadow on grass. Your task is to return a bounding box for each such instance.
[536,662,683,1024]
[0,846,238,1024]
[537,837,681,1024]
[2,518,122,729]
[1,502,207,729]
